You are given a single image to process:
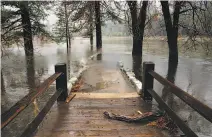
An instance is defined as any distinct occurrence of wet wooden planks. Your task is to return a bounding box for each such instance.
[34,93,170,137]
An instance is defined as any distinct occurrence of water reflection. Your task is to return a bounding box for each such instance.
[67,47,71,80]
[97,53,102,60]
[1,70,6,94]
[32,99,40,116]
[90,45,93,52]
[97,49,102,60]
[26,54,41,117]
[26,55,36,91]
[132,56,142,82]
[161,61,178,108]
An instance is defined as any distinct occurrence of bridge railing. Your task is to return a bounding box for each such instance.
[142,62,212,137]
[1,63,68,137]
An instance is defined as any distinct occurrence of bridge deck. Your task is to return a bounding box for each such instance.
[34,64,170,137]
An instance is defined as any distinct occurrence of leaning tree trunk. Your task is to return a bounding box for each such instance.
[20,1,33,57]
[95,1,102,49]
[161,1,180,63]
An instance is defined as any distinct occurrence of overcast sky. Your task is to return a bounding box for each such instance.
[45,0,161,31]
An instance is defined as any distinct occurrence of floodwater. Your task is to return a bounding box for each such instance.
[1,37,212,137]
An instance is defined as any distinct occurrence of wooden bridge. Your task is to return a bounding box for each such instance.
[1,61,212,137]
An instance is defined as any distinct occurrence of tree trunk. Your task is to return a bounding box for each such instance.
[95,1,102,49]
[127,1,139,55]
[128,1,148,79]
[128,1,148,56]
[161,1,180,63]
[64,2,69,52]
[90,29,93,46]
[20,1,33,57]
[89,2,94,46]
[137,1,148,56]
[1,70,6,94]
[132,56,142,81]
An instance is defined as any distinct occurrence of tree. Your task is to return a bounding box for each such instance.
[179,1,212,54]
[89,4,94,45]
[161,1,182,63]
[160,1,212,61]
[127,1,148,56]
[53,1,124,49]
[95,1,102,49]
[64,2,71,50]
[20,1,33,56]
[53,1,91,46]
[1,1,51,56]
[70,1,95,46]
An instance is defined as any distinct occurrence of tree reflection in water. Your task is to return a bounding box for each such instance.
[26,54,36,91]
[26,54,40,117]
[132,55,142,82]
[97,48,102,61]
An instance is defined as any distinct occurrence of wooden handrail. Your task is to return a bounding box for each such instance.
[20,89,63,137]
[1,72,61,129]
[149,70,212,123]
[2,63,69,137]
[147,89,198,137]
[142,61,212,137]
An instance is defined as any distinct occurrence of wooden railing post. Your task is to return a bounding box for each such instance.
[142,62,154,101]
[55,63,68,101]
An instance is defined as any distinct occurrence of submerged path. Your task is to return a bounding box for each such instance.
[34,62,170,137]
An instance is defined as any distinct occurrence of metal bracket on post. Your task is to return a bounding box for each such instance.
[55,63,68,101]
[142,62,154,101]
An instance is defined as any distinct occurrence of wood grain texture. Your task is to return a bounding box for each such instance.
[34,66,171,137]
[34,93,170,137]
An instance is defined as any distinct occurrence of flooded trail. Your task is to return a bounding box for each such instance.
[34,60,171,137]
[78,61,135,93]
[1,37,212,137]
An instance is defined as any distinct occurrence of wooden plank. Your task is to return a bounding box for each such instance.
[20,89,63,137]
[65,94,76,103]
[74,93,139,98]
[35,94,170,137]
[1,73,61,129]
[34,128,165,137]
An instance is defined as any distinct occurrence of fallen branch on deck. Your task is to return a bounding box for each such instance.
[103,111,178,132]
[103,111,163,123]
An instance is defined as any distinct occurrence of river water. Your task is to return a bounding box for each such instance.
[1,37,212,137]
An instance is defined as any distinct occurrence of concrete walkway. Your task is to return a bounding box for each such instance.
[34,63,170,137]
